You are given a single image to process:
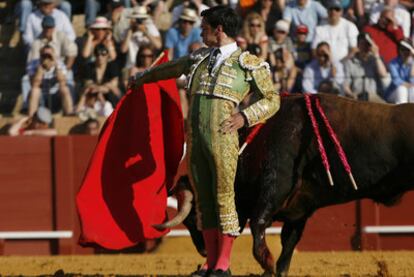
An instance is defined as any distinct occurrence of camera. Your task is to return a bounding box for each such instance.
[364,33,374,46]
[275,49,284,62]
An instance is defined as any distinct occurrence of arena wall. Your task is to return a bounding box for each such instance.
[0,136,413,255]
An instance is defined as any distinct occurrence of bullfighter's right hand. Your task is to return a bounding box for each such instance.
[127,71,145,90]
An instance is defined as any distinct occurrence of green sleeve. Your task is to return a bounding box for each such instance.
[140,55,192,84]
[241,67,280,127]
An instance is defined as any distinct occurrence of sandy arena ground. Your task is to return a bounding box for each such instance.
[0,236,413,276]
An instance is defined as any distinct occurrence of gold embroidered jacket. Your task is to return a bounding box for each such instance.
[138,47,280,126]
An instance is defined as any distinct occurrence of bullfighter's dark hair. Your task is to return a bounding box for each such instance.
[201,6,241,39]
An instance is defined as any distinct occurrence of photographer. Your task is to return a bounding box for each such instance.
[120,6,161,69]
[82,17,117,61]
[303,41,344,94]
[363,7,404,65]
[27,45,73,116]
[343,33,388,103]
[76,86,114,118]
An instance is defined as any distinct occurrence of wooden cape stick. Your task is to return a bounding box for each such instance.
[150,51,166,67]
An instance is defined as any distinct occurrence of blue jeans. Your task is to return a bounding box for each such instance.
[15,0,72,32]
[15,0,32,33]
[85,0,131,27]
[58,1,72,19]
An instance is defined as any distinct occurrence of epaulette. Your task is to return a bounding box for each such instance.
[239,51,270,72]
[189,47,211,61]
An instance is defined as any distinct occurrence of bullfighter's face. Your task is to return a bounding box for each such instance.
[201,18,218,47]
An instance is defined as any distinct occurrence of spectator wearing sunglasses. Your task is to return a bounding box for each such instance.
[82,44,121,107]
[82,17,117,61]
[164,8,202,60]
[120,6,161,69]
[312,0,359,62]
[248,0,283,36]
[237,12,269,60]
[27,45,73,116]
[126,45,155,89]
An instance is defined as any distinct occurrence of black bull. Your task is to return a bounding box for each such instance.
[176,93,414,276]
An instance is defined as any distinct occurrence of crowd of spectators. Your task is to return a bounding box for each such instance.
[5,0,414,135]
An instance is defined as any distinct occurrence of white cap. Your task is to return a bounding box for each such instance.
[275,20,290,33]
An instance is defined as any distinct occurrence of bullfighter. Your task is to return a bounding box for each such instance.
[129,5,280,276]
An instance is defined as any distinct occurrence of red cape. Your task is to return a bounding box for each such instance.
[76,52,184,250]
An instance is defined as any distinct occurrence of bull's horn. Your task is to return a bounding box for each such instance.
[153,189,193,230]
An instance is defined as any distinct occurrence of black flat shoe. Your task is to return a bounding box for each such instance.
[190,268,210,277]
[208,269,232,277]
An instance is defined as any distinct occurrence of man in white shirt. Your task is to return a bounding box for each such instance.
[27,15,78,70]
[312,0,359,62]
[23,0,76,47]
[27,45,73,116]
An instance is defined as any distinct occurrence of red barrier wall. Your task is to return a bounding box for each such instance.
[0,137,54,254]
[0,136,413,254]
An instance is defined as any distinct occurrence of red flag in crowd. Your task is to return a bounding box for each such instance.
[76,51,184,250]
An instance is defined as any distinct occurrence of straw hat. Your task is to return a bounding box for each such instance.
[89,16,111,29]
[129,6,150,19]
[179,8,198,22]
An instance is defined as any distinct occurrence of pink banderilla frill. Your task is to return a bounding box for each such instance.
[314,97,358,190]
[304,94,334,186]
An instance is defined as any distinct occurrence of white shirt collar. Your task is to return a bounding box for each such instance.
[218,42,238,58]
[211,42,238,71]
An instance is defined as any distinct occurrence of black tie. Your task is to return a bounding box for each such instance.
[208,48,220,73]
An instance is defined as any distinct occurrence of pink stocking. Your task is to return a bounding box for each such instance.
[202,228,219,269]
[215,233,235,271]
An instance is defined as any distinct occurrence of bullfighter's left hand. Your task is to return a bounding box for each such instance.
[220,112,245,134]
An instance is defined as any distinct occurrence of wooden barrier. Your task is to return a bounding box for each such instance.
[0,136,413,254]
